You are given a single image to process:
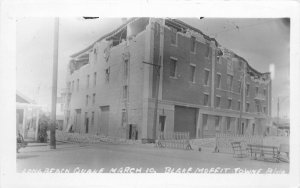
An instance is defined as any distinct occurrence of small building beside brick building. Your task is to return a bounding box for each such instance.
[64,18,272,140]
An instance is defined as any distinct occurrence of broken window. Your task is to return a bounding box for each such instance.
[204,94,209,106]
[190,36,196,52]
[105,67,110,82]
[94,49,97,64]
[246,102,250,112]
[216,73,221,89]
[203,114,208,131]
[246,84,250,96]
[189,65,196,82]
[204,69,210,86]
[86,75,90,89]
[170,27,178,45]
[227,98,232,109]
[237,80,242,93]
[215,116,220,131]
[205,44,210,57]
[93,72,97,87]
[123,85,128,99]
[227,75,233,91]
[121,109,127,127]
[226,117,231,131]
[215,96,221,108]
[170,58,177,77]
[256,104,260,113]
[86,95,89,106]
[124,59,128,80]
[91,112,94,125]
[92,93,96,105]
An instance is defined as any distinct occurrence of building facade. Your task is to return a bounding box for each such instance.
[64,18,272,140]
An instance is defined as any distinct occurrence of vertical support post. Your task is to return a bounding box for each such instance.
[34,108,40,141]
[50,17,59,149]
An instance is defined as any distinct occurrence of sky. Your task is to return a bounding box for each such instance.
[16,17,290,118]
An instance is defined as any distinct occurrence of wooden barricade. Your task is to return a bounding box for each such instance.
[215,133,263,153]
[156,132,192,150]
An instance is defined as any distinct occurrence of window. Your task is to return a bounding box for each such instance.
[91,112,94,125]
[203,114,208,130]
[121,110,127,127]
[190,36,196,52]
[263,89,266,96]
[85,112,88,133]
[238,61,243,70]
[94,48,97,63]
[216,73,221,89]
[237,80,242,93]
[93,72,97,87]
[216,96,221,108]
[203,94,209,106]
[77,79,79,91]
[105,67,110,82]
[123,85,128,99]
[86,95,89,106]
[227,75,233,91]
[246,84,250,96]
[124,59,128,79]
[227,98,232,109]
[86,75,90,89]
[255,87,259,95]
[72,81,74,91]
[256,103,260,113]
[263,106,267,114]
[246,102,250,112]
[92,93,96,105]
[204,69,210,86]
[205,44,210,57]
[170,27,178,45]
[226,117,231,131]
[189,65,196,82]
[170,58,177,77]
[237,101,241,111]
[215,116,220,131]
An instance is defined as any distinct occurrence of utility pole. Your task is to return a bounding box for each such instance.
[50,17,59,149]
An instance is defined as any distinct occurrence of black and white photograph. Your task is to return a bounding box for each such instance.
[1,0,300,187]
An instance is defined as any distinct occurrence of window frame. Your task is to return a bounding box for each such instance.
[215,95,221,108]
[169,57,178,78]
[190,36,196,53]
[216,73,221,89]
[204,69,210,86]
[227,98,232,109]
[189,64,196,83]
[203,93,209,106]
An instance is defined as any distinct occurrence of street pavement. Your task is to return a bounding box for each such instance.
[17,141,289,173]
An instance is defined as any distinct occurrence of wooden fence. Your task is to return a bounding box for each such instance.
[215,133,263,153]
[156,132,192,150]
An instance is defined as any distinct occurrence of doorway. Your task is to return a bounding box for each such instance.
[85,112,89,133]
[159,115,166,132]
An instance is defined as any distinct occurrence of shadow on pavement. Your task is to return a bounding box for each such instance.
[17,154,39,159]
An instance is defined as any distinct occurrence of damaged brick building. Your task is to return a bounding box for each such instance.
[64,18,272,140]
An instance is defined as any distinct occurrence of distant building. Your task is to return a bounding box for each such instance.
[64,18,272,140]
[16,91,41,141]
